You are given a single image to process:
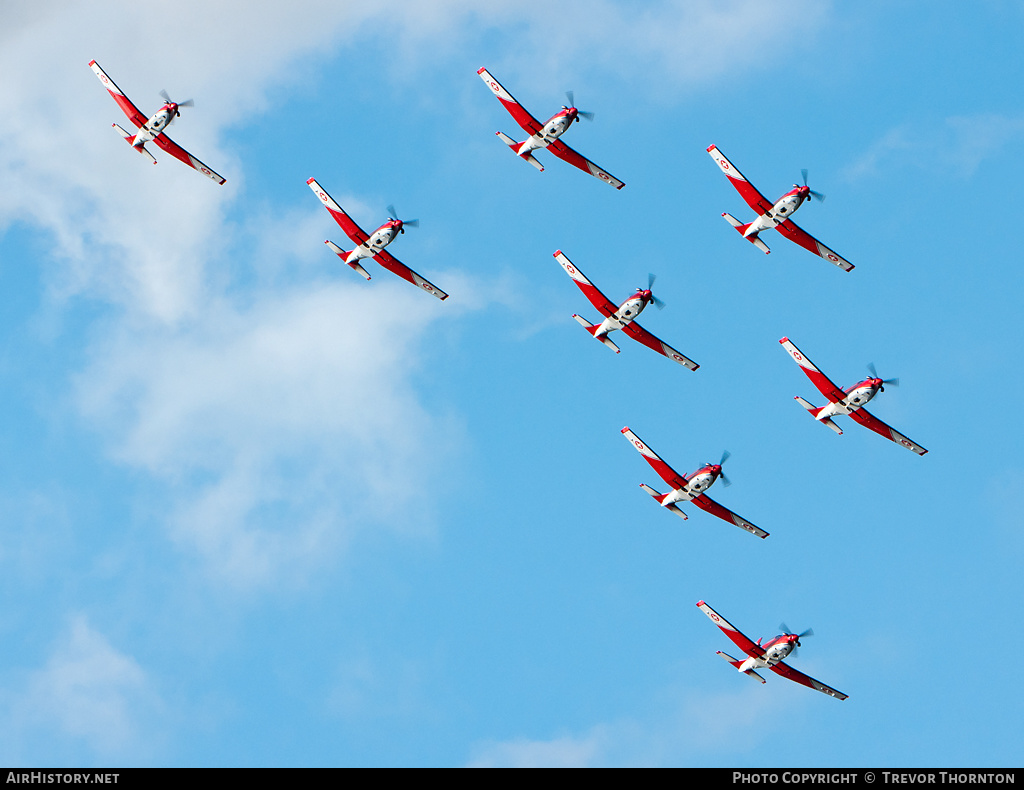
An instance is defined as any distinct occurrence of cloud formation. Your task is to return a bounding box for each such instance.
[1,617,162,764]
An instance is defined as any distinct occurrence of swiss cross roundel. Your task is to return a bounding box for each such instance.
[827,253,839,262]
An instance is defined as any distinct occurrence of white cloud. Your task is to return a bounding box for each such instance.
[1,617,163,764]
[843,113,1024,181]
[0,0,837,589]
[466,682,785,767]
[75,273,473,587]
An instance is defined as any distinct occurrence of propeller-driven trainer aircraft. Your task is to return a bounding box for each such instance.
[780,337,927,455]
[478,68,624,189]
[307,178,448,301]
[621,427,766,538]
[555,252,697,369]
[697,600,847,699]
[89,61,225,184]
[707,144,851,271]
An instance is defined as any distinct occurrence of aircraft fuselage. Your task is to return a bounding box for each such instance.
[744,187,809,237]
[517,108,577,155]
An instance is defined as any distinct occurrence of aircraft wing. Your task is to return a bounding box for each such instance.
[373,249,449,301]
[707,144,774,216]
[307,178,370,246]
[621,322,699,370]
[621,427,689,490]
[152,134,226,184]
[779,337,847,403]
[691,494,768,539]
[776,219,854,272]
[848,408,927,455]
[696,601,766,659]
[554,251,618,317]
[89,60,147,129]
[547,139,625,189]
[477,68,543,137]
[770,661,848,700]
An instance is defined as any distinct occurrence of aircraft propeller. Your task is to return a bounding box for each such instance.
[646,272,666,310]
[867,362,899,391]
[800,169,826,202]
[159,89,194,116]
[707,449,731,486]
[387,204,419,233]
[564,91,595,121]
[779,622,815,650]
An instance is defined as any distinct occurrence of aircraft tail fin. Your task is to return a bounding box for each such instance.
[572,314,620,353]
[795,396,843,434]
[325,240,371,280]
[722,213,770,254]
[113,123,156,164]
[495,131,544,171]
[716,651,766,683]
[639,483,687,519]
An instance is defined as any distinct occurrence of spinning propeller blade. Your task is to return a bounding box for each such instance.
[867,362,899,388]
[385,205,417,227]
[779,622,815,649]
[646,273,666,309]
[801,168,826,202]
[564,90,594,121]
[715,450,732,487]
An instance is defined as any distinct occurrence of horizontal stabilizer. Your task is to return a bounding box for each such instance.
[325,240,370,280]
[639,484,687,519]
[113,123,156,164]
[722,213,770,254]
[573,314,619,353]
[794,396,843,434]
[716,651,766,683]
[495,131,544,171]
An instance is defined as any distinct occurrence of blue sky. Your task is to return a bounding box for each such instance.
[1,0,1022,767]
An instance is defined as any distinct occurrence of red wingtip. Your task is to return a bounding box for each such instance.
[476,66,486,74]
[620,426,630,433]
[88,59,97,66]
[696,600,705,607]
[306,177,316,185]
[779,337,789,344]
[553,250,562,257]
[706,144,716,152]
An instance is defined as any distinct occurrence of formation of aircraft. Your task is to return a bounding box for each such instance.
[780,337,927,455]
[696,601,847,700]
[707,144,852,271]
[478,68,624,189]
[307,178,448,301]
[621,427,767,538]
[86,59,941,702]
[555,252,698,369]
[89,61,225,184]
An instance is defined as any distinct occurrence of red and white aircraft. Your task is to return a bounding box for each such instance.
[707,145,851,271]
[621,427,766,538]
[89,61,225,184]
[696,600,847,700]
[780,337,927,455]
[478,68,624,189]
[307,178,448,301]
[555,252,697,370]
